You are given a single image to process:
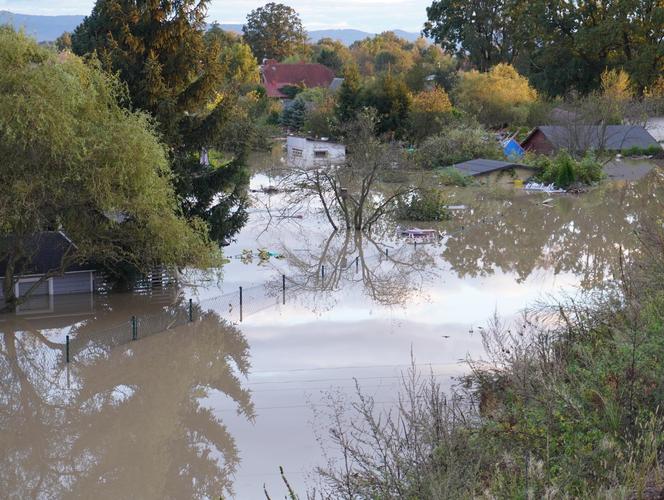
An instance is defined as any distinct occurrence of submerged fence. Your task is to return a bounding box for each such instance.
[58,276,293,364]
[54,208,514,364]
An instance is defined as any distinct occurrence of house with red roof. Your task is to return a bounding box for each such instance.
[261,60,336,98]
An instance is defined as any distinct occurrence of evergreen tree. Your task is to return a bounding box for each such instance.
[71,0,249,244]
[281,99,307,131]
[336,64,362,123]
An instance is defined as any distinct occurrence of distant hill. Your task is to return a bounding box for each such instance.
[0,11,84,42]
[211,25,424,44]
[0,11,424,45]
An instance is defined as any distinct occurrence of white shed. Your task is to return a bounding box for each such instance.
[286,136,346,168]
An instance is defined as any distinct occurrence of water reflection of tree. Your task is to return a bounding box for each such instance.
[279,229,439,311]
[442,176,664,288]
[0,298,253,498]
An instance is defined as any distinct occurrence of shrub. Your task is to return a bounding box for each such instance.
[437,167,471,186]
[303,98,337,138]
[532,151,603,188]
[621,145,662,157]
[414,123,503,169]
[396,189,450,221]
[278,83,304,99]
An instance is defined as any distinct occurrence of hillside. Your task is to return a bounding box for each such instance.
[0,11,423,44]
[0,11,84,42]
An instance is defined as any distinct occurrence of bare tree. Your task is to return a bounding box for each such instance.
[276,230,439,310]
[280,111,417,232]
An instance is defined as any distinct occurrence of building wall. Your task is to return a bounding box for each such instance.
[52,271,94,295]
[286,136,346,168]
[522,130,556,155]
[0,270,94,298]
[476,167,537,186]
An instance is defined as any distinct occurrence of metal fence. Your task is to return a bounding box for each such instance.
[57,210,511,364]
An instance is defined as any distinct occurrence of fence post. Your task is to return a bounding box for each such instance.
[66,335,70,363]
[131,316,137,340]
[282,274,286,305]
[385,248,389,257]
[321,265,325,279]
[355,256,359,272]
[239,286,243,322]
[188,298,193,322]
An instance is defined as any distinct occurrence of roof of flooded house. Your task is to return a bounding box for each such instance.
[451,159,533,176]
[287,135,345,146]
[261,60,335,98]
[524,125,660,151]
[0,231,95,277]
[329,77,344,91]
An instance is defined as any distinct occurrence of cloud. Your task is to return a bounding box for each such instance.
[0,0,430,32]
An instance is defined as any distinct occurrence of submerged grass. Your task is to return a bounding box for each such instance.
[307,222,664,499]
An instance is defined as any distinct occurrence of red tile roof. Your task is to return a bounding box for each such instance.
[261,60,335,98]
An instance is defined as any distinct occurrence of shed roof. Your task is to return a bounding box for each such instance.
[261,61,335,98]
[0,231,95,277]
[451,159,533,176]
[524,125,660,151]
[329,77,344,91]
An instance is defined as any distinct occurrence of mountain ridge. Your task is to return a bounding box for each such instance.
[0,11,424,45]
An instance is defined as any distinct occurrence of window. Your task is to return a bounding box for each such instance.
[291,148,303,158]
[314,150,328,159]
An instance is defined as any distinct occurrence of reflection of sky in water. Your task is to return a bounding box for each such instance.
[2,165,663,498]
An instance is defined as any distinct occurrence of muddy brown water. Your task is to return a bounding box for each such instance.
[1,162,663,498]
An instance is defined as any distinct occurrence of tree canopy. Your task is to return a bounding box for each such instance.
[454,64,538,127]
[242,2,307,61]
[0,28,218,310]
[71,0,250,244]
[424,0,664,96]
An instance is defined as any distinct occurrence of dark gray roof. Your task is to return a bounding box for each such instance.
[451,159,534,176]
[535,125,659,151]
[0,231,95,277]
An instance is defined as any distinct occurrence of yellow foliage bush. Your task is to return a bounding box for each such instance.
[455,63,538,127]
[645,75,664,98]
[411,87,453,114]
[601,69,633,101]
[408,86,454,142]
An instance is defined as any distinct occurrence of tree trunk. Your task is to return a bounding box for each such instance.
[2,265,17,313]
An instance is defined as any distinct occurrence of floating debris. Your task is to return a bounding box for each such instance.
[397,227,442,244]
[524,182,566,193]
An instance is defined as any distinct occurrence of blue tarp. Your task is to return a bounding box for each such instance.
[503,138,524,158]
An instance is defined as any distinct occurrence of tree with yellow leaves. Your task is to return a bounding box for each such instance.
[601,69,633,101]
[408,87,455,142]
[455,64,538,128]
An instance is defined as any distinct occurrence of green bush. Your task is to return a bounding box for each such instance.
[414,124,503,169]
[437,167,471,186]
[532,151,603,188]
[621,145,662,156]
[396,189,450,221]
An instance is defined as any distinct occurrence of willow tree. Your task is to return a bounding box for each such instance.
[0,28,218,311]
[71,0,249,243]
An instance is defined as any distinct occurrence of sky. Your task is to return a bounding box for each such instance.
[0,0,430,32]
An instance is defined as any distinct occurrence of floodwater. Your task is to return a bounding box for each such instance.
[1,156,664,498]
